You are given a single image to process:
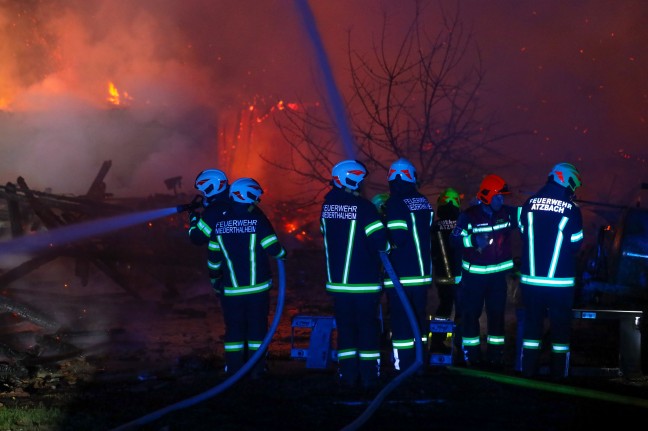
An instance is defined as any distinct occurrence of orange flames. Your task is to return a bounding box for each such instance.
[0,97,11,111]
[107,81,133,106]
[251,100,308,124]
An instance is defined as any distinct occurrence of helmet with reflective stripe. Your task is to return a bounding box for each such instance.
[549,162,582,192]
[195,169,228,198]
[230,178,263,203]
[477,174,510,205]
[438,187,461,208]
[388,158,417,183]
[331,160,367,190]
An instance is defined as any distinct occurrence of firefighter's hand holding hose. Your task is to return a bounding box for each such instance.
[176,194,204,215]
[210,271,224,296]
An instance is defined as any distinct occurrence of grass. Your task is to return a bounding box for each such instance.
[0,403,64,431]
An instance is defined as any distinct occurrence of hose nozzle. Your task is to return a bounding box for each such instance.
[176,195,203,213]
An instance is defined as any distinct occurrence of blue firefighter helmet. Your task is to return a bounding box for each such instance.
[332,160,367,190]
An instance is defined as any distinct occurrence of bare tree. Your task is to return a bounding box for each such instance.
[266,1,526,206]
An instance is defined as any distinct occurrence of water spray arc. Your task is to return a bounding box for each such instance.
[293,1,425,429]
[0,207,179,258]
[293,0,355,159]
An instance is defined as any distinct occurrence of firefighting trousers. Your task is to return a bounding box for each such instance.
[220,291,270,375]
[431,281,462,353]
[386,285,429,371]
[460,271,508,364]
[333,292,382,388]
[520,283,574,378]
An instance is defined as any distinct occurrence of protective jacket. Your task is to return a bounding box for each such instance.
[383,180,434,287]
[450,201,520,365]
[432,203,462,285]
[518,181,584,286]
[382,179,433,371]
[518,180,583,378]
[451,203,520,274]
[188,194,231,246]
[207,203,286,296]
[320,187,390,292]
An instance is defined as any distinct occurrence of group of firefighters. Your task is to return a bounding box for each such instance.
[186,157,583,390]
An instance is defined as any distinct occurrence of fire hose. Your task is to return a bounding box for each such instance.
[110,258,287,431]
[340,251,424,431]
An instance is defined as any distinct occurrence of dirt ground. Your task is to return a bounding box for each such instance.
[2,249,648,431]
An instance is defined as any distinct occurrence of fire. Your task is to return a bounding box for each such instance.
[107,81,133,106]
[284,222,298,234]
[0,97,11,110]
[251,100,307,123]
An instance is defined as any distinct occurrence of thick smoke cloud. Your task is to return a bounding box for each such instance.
[0,0,312,196]
[0,0,646,212]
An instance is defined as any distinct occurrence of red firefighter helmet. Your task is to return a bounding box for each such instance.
[195,169,228,198]
[331,160,367,190]
[388,158,417,183]
[477,174,510,205]
[549,162,582,192]
[230,178,263,204]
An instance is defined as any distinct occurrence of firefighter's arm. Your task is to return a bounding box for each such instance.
[188,215,211,246]
[568,209,585,252]
[209,270,223,295]
[384,200,409,247]
[365,219,390,253]
[260,231,287,260]
[450,213,471,250]
[207,237,224,294]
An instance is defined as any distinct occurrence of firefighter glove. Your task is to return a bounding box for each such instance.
[210,276,223,296]
[188,210,199,227]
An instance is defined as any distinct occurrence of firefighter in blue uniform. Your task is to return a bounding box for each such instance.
[188,169,231,245]
[320,160,390,390]
[383,158,434,372]
[451,174,520,368]
[519,163,583,379]
[207,178,286,378]
[430,188,464,361]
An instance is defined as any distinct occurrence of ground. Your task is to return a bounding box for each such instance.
[1,249,648,431]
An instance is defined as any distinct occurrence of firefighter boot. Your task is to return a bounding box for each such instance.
[486,345,505,371]
[550,352,570,380]
[521,348,541,378]
[359,359,380,391]
[338,359,359,389]
[250,355,268,380]
[464,344,482,368]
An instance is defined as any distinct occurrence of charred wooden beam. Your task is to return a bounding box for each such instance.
[0,296,60,331]
[85,160,112,200]
[4,182,25,238]
[16,176,65,230]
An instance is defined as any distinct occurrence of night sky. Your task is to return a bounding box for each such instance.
[0,0,646,239]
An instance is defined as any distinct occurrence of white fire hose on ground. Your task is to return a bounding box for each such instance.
[111,252,423,431]
[110,259,287,431]
[340,251,425,431]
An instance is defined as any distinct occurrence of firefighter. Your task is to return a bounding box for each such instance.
[519,163,583,379]
[320,159,390,390]
[429,187,464,362]
[383,158,434,372]
[450,174,520,368]
[207,177,286,378]
[188,169,230,246]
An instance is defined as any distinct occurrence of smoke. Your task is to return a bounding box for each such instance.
[0,0,646,207]
[0,0,314,197]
